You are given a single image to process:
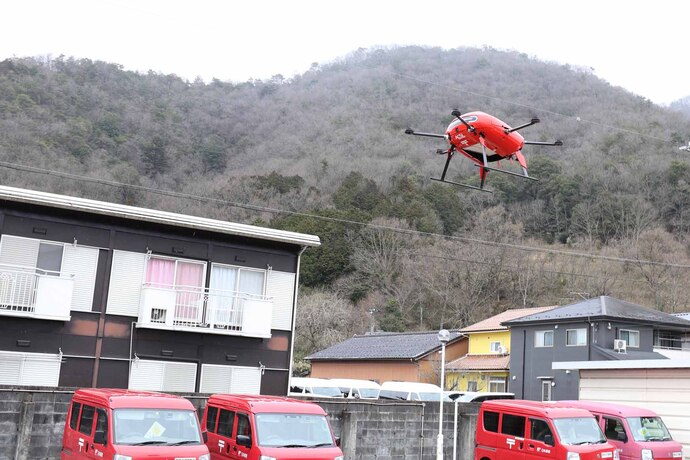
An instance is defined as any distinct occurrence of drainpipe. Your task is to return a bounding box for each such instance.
[287,246,307,390]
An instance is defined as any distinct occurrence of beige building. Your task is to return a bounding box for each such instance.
[305,330,468,384]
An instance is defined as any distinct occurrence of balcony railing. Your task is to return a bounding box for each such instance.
[0,264,74,320]
[138,284,273,338]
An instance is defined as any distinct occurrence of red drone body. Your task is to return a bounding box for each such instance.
[406,109,562,191]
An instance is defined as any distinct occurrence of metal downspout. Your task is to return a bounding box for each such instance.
[287,246,307,392]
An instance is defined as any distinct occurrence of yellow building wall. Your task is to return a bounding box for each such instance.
[447,371,509,392]
[468,330,511,354]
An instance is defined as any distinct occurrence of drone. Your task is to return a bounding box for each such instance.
[405,109,563,192]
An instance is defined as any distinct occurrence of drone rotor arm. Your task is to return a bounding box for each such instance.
[524,139,563,146]
[405,128,447,139]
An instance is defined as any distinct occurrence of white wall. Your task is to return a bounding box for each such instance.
[579,368,690,459]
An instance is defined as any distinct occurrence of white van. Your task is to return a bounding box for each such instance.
[329,378,381,400]
[378,381,447,401]
[288,377,344,398]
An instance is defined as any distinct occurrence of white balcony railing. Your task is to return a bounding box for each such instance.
[0,264,73,320]
[138,284,273,338]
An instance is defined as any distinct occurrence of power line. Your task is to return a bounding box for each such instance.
[3,159,690,270]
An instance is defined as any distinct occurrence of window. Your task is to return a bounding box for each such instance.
[69,402,81,430]
[566,328,587,346]
[541,381,552,402]
[489,379,506,392]
[217,409,235,437]
[145,256,206,323]
[236,413,252,439]
[603,417,625,441]
[483,411,499,432]
[467,381,478,391]
[94,408,108,444]
[490,341,501,353]
[501,413,526,437]
[37,242,63,275]
[654,331,681,349]
[530,419,554,445]
[620,329,640,348]
[78,405,95,436]
[206,406,219,433]
[535,330,554,347]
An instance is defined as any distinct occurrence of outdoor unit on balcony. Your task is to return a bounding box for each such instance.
[613,339,627,353]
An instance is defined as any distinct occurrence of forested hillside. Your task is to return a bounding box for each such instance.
[2,46,690,368]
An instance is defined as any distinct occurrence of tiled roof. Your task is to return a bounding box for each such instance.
[446,354,510,371]
[305,330,464,361]
[460,306,557,333]
[502,296,690,330]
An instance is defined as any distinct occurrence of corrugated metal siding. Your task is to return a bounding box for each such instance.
[267,270,294,331]
[106,250,146,316]
[199,364,262,394]
[62,245,99,312]
[129,359,197,392]
[580,369,690,459]
[0,235,39,267]
[0,351,61,386]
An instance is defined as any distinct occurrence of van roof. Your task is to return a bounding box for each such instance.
[380,381,442,392]
[481,399,596,419]
[73,388,194,410]
[328,378,381,389]
[290,377,338,386]
[207,394,328,415]
[555,400,658,417]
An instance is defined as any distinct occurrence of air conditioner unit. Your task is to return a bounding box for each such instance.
[497,345,507,354]
[613,339,627,353]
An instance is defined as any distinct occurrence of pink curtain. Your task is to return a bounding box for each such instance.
[145,258,175,287]
[175,262,204,289]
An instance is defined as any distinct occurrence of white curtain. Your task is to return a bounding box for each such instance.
[209,265,238,326]
[239,270,264,297]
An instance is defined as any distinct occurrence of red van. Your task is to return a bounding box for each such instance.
[202,394,343,460]
[61,388,210,460]
[476,400,620,460]
[555,401,683,460]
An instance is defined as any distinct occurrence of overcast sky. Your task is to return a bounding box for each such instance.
[2,0,688,105]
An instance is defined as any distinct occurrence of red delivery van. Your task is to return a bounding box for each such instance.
[556,401,683,460]
[202,394,343,460]
[476,399,620,460]
[61,388,210,460]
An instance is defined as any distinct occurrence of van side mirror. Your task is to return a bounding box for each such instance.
[236,434,252,448]
[202,431,208,443]
[335,437,341,447]
[543,434,554,447]
[93,430,107,446]
[617,432,627,442]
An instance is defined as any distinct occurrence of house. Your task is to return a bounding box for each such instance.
[305,330,468,384]
[503,296,690,401]
[445,306,555,392]
[0,185,319,395]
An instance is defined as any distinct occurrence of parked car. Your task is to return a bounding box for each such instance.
[476,399,619,460]
[555,401,683,460]
[202,394,343,460]
[329,378,381,399]
[61,388,209,460]
[455,391,514,402]
[378,381,448,401]
[288,377,344,398]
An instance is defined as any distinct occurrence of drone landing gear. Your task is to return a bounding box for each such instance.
[430,147,493,193]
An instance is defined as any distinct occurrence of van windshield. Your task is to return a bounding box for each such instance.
[626,417,672,442]
[255,413,335,448]
[311,386,343,398]
[359,388,380,399]
[553,417,606,445]
[112,409,202,446]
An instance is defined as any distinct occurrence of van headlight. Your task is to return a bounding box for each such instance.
[260,456,277,460]
[199,455,210,460]
[614,449,620,460]
[334,457,344,460]
[567,452,581,460]
[113,456,132,460]
[641,449,653,460]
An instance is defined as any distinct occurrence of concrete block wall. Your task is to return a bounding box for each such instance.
[0,388,479,460]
